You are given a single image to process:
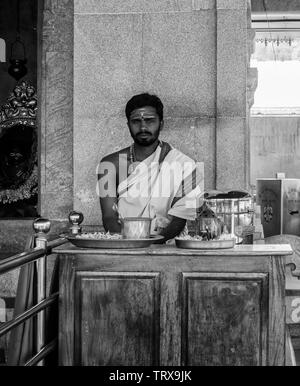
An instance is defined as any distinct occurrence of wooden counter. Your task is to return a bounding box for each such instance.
[54,243,293,366]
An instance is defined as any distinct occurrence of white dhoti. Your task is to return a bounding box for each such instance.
[117,142,204,234]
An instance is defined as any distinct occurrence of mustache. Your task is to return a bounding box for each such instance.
[137,131,152,136]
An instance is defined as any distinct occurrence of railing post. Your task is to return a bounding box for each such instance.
[68,210,84,235]
[33,218,51,366]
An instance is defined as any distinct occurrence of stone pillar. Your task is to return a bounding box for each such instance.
[39,0,74,221]
[215,0,250,191]
[247,0,258,190]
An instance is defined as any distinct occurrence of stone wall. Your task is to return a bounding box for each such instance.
[0,0,255,229]
[39,0,74,222]
[215,0,250,192]
[72,0,252,225]
[251,0,300,14]
[250,116,300,184]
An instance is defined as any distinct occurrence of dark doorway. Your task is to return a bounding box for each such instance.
[0,123,37,218]
[0,0,38,219]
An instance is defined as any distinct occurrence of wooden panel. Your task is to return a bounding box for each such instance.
[75,272,160,366]
[55,244,293,256]
[57,247,288,366]
[182,273,268,366]
[159,272,181,366]
[58,255,76,365]
[269,257,286,366]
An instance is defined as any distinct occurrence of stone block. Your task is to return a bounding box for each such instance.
[217,10,247,117]
[74,14,144,120]
[216,117,248,190]
[143,11,216,118]
[251,0,300,14]
[43,0,74,52]
[194,118,216,190]
[250,116,300,184]
[74,116,132,225]
[0,220,33,254]
[160,117,215,189]
[217,0,247,9]
[192,0,215,10]
[40,192,73,220]
[0,270,19,298]
[74,0,195,14]
[45,0,74,12]
[41,52,73,217]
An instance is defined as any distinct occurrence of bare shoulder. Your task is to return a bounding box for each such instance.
[100,147,130,167]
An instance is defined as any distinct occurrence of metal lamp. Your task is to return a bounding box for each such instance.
[8,0,28,81]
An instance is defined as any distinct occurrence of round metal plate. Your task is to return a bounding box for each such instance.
[66,235,164,249]
[175,238,235,250]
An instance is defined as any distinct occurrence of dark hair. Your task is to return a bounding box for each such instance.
[125,93,164,121]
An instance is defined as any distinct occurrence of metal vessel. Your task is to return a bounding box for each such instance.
[120,217,152,239]
[205,189,254,244]
[175,238,235,249]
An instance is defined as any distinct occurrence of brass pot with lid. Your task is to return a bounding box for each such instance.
[195,200,222,240]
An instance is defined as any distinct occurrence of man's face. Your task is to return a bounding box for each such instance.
[127,106,163,146]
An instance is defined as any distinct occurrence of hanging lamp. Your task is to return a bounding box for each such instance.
[8,0,28,81]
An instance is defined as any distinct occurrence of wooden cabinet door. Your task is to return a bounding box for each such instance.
[181,273,269,366]
[74,271,161,366]
[59,254,285,366]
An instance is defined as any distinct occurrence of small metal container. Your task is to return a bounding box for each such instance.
[205,190,254,244]
[195,201,221,240]
[121,217,152,239]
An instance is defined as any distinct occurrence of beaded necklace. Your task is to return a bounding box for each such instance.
[128,144,140,175]
[128,141,162,175]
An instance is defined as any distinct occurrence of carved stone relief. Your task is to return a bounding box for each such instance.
[0,81,38,217]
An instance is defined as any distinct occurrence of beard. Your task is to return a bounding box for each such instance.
[129,126,161,147]
[133,133,159,146]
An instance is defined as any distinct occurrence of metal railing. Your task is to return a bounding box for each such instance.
[0,218,68,366]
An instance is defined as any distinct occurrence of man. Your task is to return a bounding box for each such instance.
[97,93,203,242]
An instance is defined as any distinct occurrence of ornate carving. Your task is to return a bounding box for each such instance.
[0,81,38,205]
[0,81,37,132]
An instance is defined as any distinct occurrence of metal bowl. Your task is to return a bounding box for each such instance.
[121,217,152,239]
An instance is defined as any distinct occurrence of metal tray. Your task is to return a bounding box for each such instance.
[67,235,164,249]
[175,238,235,250]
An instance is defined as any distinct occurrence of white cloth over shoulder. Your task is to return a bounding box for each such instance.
[117,143,203,234]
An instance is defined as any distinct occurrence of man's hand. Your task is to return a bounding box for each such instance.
[157,216,186,243]
[98,156,121,233]
[100,197,121,233]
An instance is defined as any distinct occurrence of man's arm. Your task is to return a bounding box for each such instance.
[100,197,121,233]
[157,216,186,243]
[98,157,121,233]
